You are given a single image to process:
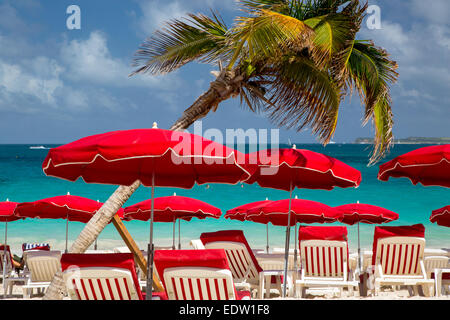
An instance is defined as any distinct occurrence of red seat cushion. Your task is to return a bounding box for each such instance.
[236,290,251,300]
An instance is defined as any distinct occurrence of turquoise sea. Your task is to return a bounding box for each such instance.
[0,144,448,255]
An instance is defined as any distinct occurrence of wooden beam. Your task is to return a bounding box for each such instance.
[111,214,164,292]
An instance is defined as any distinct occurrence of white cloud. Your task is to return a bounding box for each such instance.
[60,31,178,90]
[0,57,63,107]
[410,0,450,24]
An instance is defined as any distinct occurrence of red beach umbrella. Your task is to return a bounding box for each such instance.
[124,194,222,249]
[378,144,450,188]
[225,199,274,252]
[430,206,450,228]
[14,194,119,252]
[335,202,399,271]
[244,146,361,297]
[336,203,399,226]
[41,125,251,299]
[225,200,273,222]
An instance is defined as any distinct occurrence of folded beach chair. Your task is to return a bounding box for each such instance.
[22,250,61,298]
[296,226,358,298]
[154,249,251,300]
[371,224,434,296]
[200,230,277,298]
[61,253,143,300]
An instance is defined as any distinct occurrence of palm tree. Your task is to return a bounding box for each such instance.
[131,0,398,163]
[43,0,398,299]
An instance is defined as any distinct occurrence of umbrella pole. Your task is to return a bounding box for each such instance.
[172,219,176,250]
[3,221,7,297]
[266,224,269,253]
[178,219,181,250]
[357,221,361,272]
[146,172,156,300]
[65,213,69,253]
[282,182,293,298]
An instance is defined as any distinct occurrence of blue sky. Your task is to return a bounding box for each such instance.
[0,0,448,144]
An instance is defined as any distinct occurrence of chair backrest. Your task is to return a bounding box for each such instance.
[154,249,239,300]
[375,237,426,276]
[254,253,285,271]
[200,230,262,284]
[202,241,259,283]
[25,250,61,282]
[424,256,449,278]
[163,267,236,300]
[190,239,205,250]
[61,253,142,300]
[300,240,349,279]
[0,246,14,274]
[298,226,349,280]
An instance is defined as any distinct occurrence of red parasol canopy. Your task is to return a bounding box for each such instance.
[430,206,450,228]
[123,196,222,222]
[244,148,362,191]
[378,144,450,188]
[42,128,252,188]
[335,203,399,225]
[224,200,273,222]
[0,201,21,222]
[246,199,342,226]
[15,195,122,223]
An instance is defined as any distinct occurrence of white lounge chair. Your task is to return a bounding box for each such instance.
[154,249,251,300]
[200,230,280,298]
[22,250,61,298]
[296,226,358,298]
[424,256,449,296]
[190,239,205,250]
[372,228,434,296]
[61,253,143,300]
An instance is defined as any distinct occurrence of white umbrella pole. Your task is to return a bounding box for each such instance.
[178,219,181,250]
[146,172,156,300]
[266,224,269,253]
[65,213,69,253]
[3,221,8,297]
[358,221,361,271]
[282,182,293,298]
[172,218,176,250]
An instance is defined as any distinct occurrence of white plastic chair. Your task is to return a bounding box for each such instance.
[163,267,246,300]
[63,267,141,300]
[202,241,259,294]
[296,240,358,298]
[373,237,434,296]
[424,256,449,296]
[190,239,206,250]
[22,250,61,298]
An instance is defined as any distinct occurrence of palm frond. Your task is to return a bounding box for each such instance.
[346,40,398,163]
[131,12,229,76]
[263,56,341,143]
[228,9,314,67]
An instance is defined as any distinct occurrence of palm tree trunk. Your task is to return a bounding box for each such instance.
[171,69,243,131]
[43,69,241,300]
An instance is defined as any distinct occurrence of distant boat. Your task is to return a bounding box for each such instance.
[29,146,49,150]
[329,141,336,144]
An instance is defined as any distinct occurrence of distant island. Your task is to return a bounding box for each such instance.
[355,137,450,144]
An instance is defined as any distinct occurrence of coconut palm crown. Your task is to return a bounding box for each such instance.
[131,0,398,164]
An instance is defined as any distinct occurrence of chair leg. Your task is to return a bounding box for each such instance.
[22,288,29,299]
